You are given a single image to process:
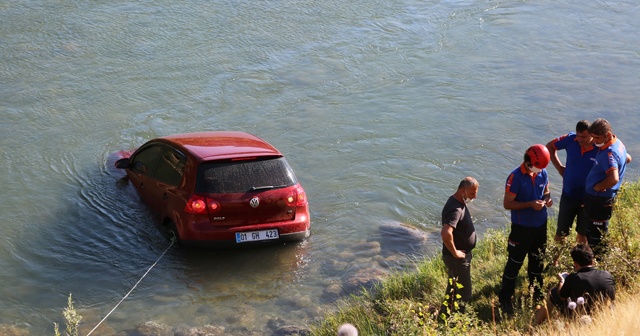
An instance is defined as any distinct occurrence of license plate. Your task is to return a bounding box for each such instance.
[235,229,279,243]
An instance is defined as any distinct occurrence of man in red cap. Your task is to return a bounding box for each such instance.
[498,144,553,315]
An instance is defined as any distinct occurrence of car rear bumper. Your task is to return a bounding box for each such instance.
[176,211,311,248]
[180,229,310,249]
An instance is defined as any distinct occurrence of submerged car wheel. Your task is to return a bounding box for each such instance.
[165,220,182,246]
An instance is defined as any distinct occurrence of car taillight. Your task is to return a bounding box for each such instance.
[185,195,220,214]
[207,199,220,212]
[286,186,308,207]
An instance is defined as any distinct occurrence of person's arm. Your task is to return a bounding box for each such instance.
[504,191,545,211]
[546,140,565,177]
[593,168,619,192]
[441,224,465,259]
[557,272,568,301]
[627,153,632,164]
[543,182,553,207]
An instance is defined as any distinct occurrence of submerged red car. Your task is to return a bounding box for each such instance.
[114,131,310,248]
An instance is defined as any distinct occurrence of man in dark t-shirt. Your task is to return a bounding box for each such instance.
[535,244,615,324]
[440,176,479,316]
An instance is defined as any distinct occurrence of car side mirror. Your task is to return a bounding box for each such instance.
[114,158,130,169]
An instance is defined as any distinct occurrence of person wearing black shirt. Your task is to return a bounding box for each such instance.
[440,177,479,315]
[535,243,615,324]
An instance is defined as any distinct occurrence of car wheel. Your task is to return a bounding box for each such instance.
[165,220,182,246]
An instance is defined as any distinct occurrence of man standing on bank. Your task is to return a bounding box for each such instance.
[546,120,597,245]
[584,118,631,255]
[498,144,552,314]
[440,177,479,314]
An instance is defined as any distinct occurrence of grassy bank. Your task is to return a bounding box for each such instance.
[310,181,640,335]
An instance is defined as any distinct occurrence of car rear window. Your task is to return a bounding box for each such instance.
[196,157,298,193]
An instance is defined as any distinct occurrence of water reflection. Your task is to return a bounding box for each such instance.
[168,242,311,295]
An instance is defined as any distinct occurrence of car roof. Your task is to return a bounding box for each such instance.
[158,131,283,161]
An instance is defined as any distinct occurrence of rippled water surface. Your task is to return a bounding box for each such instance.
[1,0,639,334]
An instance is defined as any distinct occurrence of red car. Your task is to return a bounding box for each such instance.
[114,131,310,248]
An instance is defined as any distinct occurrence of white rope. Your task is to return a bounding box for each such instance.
[86,239,174,336]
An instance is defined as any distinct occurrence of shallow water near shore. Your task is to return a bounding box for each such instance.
[1,0,639,334]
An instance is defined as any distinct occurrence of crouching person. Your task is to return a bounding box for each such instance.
[535,244,615,324]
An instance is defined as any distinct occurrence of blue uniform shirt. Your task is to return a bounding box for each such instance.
[550,132,597,200]
[505,164,549,228]
[586,135,627,198]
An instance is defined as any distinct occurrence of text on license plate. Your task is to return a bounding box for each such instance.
[235,229,279,243]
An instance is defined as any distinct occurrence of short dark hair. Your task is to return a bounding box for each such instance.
[571,243,594,267]
[576,120,591,133]
[589,118,612,137]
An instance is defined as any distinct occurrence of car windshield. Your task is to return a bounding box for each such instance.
[196,157,298,193]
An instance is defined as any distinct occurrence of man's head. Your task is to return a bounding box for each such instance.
[457,176,479,203]
[589,118,613,147]
[524,144,550,173]
[575,120,593,147]
[570,243,594,267]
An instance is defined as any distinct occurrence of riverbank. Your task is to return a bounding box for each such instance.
[310,180,640,335]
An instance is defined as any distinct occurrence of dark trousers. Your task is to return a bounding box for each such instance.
[499,223,547,303]
[584,193,615,255]
[556,194,589,237]
[441,251,472,315]
[443,252,473,301]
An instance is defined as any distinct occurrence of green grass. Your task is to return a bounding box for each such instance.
[309,181,640,336]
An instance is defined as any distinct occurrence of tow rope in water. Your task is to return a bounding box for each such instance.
[85,238,175,336]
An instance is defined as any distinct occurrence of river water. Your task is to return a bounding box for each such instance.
[1,0,638,335]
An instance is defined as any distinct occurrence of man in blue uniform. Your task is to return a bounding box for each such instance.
[498,144,553,314]
[546,120,597,245]
[584,118,632,255]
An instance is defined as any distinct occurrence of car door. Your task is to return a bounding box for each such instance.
[150,146,187,215]
[128,144,163,208]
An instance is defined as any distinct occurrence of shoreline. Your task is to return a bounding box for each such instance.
[309,180,640,335]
